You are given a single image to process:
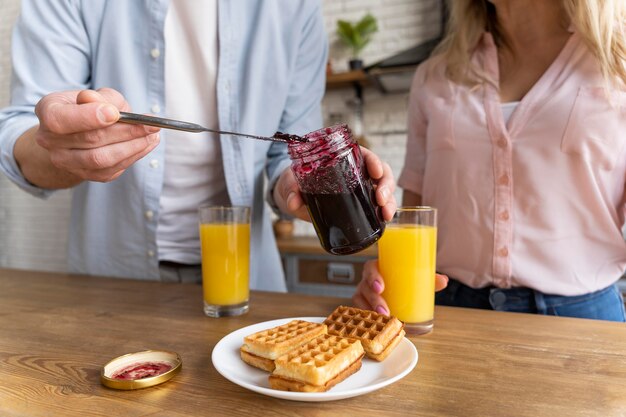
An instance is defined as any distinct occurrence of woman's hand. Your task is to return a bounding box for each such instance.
[272,146,397,222]
[352,260,449,315]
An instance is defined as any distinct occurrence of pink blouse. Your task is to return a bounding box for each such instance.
[398,31,626,296]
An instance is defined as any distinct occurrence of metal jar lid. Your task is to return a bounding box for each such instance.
[100,350,182,390]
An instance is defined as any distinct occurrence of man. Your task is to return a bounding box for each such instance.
[0,1,396,291]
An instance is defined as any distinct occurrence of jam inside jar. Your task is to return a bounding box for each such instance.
[288,124,384,255]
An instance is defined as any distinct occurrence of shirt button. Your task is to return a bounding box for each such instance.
[498,174,509,185]
[147,250,155,258]
[499,210,510,221]
[150,48,161,59]
[498,138,508,148]
[224,81,231,92]
[145,210,154,220]
[149,159,159,169]
[236,184,243,194]
[151,104,161,114]
[498,247,509,257]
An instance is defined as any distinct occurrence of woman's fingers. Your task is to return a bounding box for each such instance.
[352,260,390,315]
[435,273,449,292]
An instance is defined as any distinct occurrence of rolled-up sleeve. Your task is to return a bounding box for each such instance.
[0,108,47,196]
[0,0,90,198]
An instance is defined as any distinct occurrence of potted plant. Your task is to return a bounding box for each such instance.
[336,13,379,70]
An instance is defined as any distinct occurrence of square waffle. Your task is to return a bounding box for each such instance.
[269,334,364,392]
[323,305,405,361]
[240,320,327,372]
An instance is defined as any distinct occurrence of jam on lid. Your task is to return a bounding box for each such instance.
[100,350,182,390]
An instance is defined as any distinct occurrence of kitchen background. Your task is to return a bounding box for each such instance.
[0,0,442,272]
[1,0,624,293]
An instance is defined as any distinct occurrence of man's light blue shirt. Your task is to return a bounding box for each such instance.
[0,0,327,291]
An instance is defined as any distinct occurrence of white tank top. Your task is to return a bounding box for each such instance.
[501,101,520,124]
[158,0,229,264]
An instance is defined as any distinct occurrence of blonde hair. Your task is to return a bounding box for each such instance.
[436,0,626,88]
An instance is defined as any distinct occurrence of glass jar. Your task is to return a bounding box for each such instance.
[288,124,384,255]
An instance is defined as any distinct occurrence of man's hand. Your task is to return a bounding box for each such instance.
[15,88,161,188]
[360,146,397,221]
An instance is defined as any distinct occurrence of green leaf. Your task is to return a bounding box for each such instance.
[336,20,354,40]
[356,14,378,37]
[336,13,378,57]
[352,32,365,56]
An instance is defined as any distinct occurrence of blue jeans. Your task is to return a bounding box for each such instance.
[435,279,626,322]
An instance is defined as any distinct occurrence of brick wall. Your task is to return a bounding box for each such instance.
[294,0,443,236]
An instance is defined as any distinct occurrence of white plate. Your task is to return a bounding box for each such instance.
[211,317,418,402]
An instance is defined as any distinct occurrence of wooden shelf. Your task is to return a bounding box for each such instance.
[326,70,370,90]
[276,235,377,257]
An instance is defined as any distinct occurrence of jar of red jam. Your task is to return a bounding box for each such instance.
[288,124,384,255]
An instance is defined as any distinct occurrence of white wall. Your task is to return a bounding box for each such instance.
[0,0,441,271]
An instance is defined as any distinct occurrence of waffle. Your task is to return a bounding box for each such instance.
[323,305,405,361]
[269,334,364,392]
[240,320,327,372]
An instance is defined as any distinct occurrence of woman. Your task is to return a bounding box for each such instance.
[354,0,626,321]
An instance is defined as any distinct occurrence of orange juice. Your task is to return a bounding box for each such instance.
[199,223,250,306]
[380,224,437,323]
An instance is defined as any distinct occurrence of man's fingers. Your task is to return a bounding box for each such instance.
[74,136,160,182]
[50,133,159,172]
[38,100,119,135]
[286,190,310,221]
[274,168,310,221]
[37,122,160,150]
[76,89,106,105]
[77,88,128,111]
[36,89,133,136]
[361,147,384,180]
[95,88,131,111]
[377,162,396,199]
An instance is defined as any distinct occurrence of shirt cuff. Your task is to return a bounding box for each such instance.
[265,159,293,217]
[0,115,56,198]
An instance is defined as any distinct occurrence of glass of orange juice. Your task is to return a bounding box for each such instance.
[198,206,250,317]
[379,207,437,335]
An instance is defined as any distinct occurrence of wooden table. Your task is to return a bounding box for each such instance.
[1,268,625,416]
